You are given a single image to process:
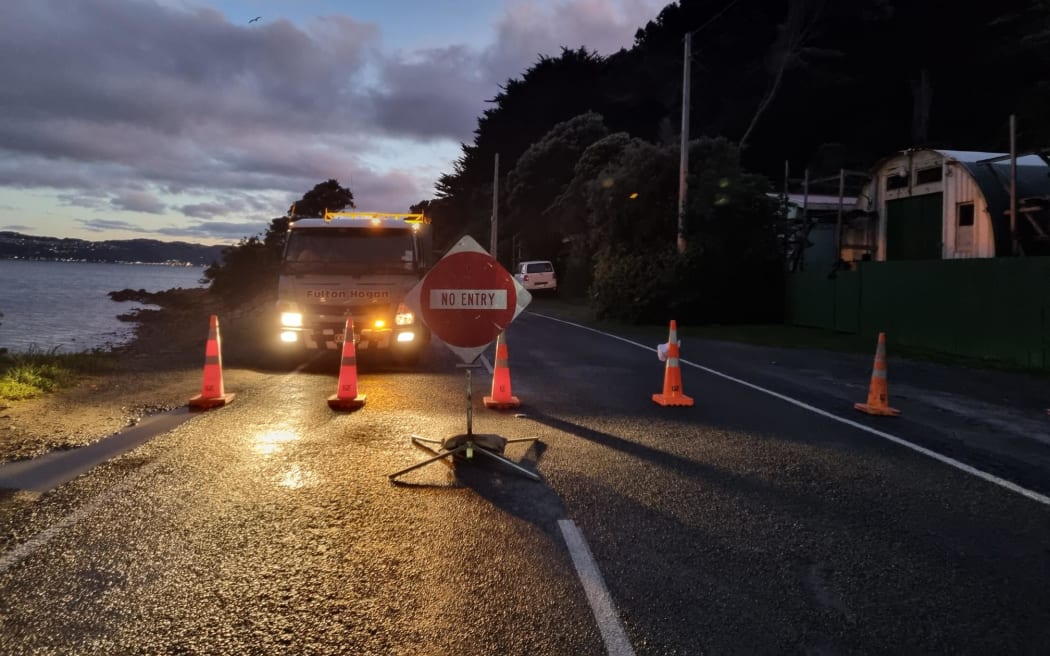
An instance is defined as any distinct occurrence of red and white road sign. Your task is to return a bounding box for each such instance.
[405,235,531,362]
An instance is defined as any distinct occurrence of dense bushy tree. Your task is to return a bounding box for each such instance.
[505,112,610,264]
[583,136,780,322]
[289,179,355,219]
[432,48,610,252]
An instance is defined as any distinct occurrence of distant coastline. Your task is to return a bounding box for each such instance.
[0,231,229,267]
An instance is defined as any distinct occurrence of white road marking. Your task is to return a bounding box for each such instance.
[529,312,1050,508]
[558,519,636,656]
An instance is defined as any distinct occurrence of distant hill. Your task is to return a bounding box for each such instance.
[0,231,228,266]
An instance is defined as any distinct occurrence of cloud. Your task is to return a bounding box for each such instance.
[0,0,662,242]
[366,0,664,141]
[111,191,166,214]
[78,218,150,233]
[155,221,269,240]
[0,1,383,196]
[2,224,31,231]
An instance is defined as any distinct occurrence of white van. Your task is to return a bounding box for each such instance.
[514,260,557,292]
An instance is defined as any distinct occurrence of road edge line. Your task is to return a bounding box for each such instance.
[528,312,1050,508]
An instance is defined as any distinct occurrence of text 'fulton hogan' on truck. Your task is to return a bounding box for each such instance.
[276,210,433,363]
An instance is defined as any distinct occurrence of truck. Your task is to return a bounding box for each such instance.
[275,210,432,363]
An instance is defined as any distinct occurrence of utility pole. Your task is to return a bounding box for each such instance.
[835,168,845,259]
[677,32,692,255]
[491,153,500,259]
[1010,115,1018,256]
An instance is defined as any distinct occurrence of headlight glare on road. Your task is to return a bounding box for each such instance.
[280,331,298,343]
[281,312,303,327]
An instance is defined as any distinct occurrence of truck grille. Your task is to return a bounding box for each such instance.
[306,303,392,327]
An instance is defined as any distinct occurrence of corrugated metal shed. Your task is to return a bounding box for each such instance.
[859,149,1050,260]
[952,154,1050,256]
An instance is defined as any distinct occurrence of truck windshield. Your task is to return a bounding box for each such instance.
[284,228,416,272]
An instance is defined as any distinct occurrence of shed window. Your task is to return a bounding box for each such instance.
[886,173,909,190]
[955,202,975,254]
[916,166,943,184]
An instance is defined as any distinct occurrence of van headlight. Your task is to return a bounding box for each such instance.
[395,302,414,326]
[281,312,303,327]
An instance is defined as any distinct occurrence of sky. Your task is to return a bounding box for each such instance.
[0,0,667,246]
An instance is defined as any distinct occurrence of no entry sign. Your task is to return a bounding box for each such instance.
[405,235,531,362]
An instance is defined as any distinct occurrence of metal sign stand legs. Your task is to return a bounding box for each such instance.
[389,365,539,482]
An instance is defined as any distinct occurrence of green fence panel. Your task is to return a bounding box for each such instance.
[833,270,860,334]
[787,271,835,330]
[788,257,1050,369]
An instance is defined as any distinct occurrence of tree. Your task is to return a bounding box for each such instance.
[739,0,830,151]
[505,112,610,264]
[583,137,780,323]
[432,48,611,249]
[290,179,355,218]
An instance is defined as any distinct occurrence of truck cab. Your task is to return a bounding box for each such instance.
[276,211,431,363]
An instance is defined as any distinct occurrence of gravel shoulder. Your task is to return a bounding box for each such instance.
[0,289,277,464]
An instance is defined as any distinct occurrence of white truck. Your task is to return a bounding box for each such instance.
[276,211,432,363]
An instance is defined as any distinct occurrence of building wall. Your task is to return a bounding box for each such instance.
[942,161,997,258]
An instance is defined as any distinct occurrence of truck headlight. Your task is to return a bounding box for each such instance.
[396,332,415,342]
[281,312,303,327]
[395,302,414,326]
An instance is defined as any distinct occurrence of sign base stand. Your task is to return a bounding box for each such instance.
[389,365,539,482]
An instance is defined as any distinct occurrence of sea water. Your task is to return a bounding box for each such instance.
[0,260,206,353]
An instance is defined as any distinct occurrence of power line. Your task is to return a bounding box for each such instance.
[687,0,742,37]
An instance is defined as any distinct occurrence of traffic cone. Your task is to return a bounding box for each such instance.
[854,332,900,416]
[328,318,366,410]
[653,320,694,407]
[484,331,520,409]
[188,315,235,410]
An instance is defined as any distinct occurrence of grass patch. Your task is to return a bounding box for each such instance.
[0,347,118,401]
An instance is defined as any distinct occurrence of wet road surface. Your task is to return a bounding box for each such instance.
[1,312,1048,654]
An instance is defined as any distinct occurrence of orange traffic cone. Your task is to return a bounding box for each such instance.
[484,331,520,409]
[188,315,235,410]
[653,320,693,407]
[854,332,899,416]
[328,318,366,410]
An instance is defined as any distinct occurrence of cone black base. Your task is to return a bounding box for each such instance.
[189,392,236,411]
[483,394,520,409]
[328,393,366,411]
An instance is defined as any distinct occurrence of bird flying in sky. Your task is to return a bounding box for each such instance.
[249,16,261,23]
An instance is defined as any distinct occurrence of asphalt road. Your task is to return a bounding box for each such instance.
[1,312,1048,654]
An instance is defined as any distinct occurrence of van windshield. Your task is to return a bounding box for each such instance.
[284,228,415,273]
